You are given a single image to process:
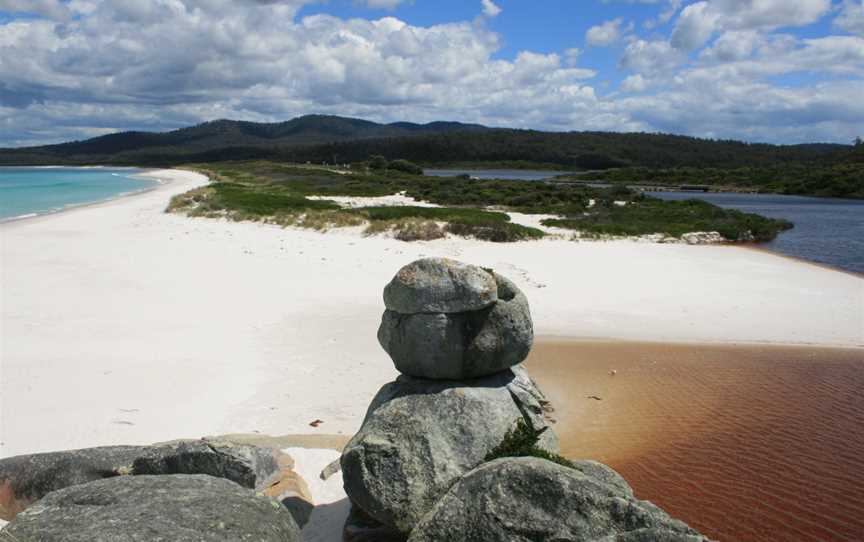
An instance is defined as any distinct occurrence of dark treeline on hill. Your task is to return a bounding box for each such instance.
[1,114,861,198]
[0,115,488,166]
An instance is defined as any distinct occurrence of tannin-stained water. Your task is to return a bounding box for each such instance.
[526,340,864,542]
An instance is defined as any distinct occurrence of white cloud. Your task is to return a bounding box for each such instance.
[0,1,617,146]
[0,0,860,146]
[699,30,762,61]
[671,2,720,49]
[671,0,832,50]
[697,35,864,78]
[481,0,501,18]
[0,0,70,20]
[586,18,628,46]
[619,78,864,143]
[659,0,684,24]
[621,74,648,92]
[363,0,408,9]
[564,47,582,66]
[835,0,864,36]
[644,0,684,29]
[619,39,685,74]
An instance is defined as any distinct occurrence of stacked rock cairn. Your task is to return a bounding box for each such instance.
[341,257,708,542]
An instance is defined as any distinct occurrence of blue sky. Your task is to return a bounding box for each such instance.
[0,0,862,146]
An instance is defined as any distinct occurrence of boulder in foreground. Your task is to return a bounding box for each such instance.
[0,439,281,520]
[2,474,300,542]
[341,367,557,534]
[408,457,709,542]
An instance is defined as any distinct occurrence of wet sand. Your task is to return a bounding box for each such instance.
[527,339,864,542]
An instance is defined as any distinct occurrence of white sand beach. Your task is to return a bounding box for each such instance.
[1,168,862,460]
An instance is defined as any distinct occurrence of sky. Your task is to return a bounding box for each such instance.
[0,0,862,147]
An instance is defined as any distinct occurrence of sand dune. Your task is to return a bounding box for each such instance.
[1,169,861,459]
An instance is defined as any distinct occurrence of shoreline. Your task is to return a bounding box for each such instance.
[0,167,206,227]
[742,244,864,279]
[536,333,863,351]
[4,165,860,276]
[2,169,862,459]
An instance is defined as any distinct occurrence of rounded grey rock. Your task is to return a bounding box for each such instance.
[377,271,533,379]
[0,440,280,520]
[382,258,498,314]
[1,474,300,542]
[340,368,557,535]
[464,273,533,374]
[377,310,469,379]
[408,457,709,542]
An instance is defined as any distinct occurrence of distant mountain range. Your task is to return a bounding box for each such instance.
[0,114,854,169]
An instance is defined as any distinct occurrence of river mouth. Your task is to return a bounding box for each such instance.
[526,338,864,542]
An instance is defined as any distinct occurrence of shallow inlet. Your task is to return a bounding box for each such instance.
[526,339,864,542]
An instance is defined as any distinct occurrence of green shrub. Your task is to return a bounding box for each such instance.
[393,219,446,241]
[355,206,510,223]
[485,417,575,469]
[388,159,423,175]
[368,155,388,170]
[542,197,792,241]
[445,221,545,242]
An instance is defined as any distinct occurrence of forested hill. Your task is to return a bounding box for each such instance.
[0,114,852,169]
[0,115,489,166]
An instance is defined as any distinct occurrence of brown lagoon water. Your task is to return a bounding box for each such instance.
[526,340,864,542]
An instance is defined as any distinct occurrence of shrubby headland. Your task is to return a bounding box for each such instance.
[166,160,793,243]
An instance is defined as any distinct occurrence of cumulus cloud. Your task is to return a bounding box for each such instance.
[617,31,864,141]
[699,30,762,61]
[835,0,864,36]
[586,18,628,46]
[0,1,616,146]
[481,0,501,18]
[697,34,864,78]
[0,0,69,20]
[671,0,832,50]
[621,74,648,92]
[0,0,860,146]
[619,39,684,74]
[619,77,864,143]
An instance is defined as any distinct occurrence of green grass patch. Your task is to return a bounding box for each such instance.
[209,183,340,215]
[354,206,544,242]
[354,205,510,223]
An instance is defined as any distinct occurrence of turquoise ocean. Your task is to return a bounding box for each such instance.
[0,167,156,221]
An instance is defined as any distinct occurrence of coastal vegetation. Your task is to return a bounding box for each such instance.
[542,198,793,242]
[569,161,864,199]
[1,114,858,199]
[167,160,793,243]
